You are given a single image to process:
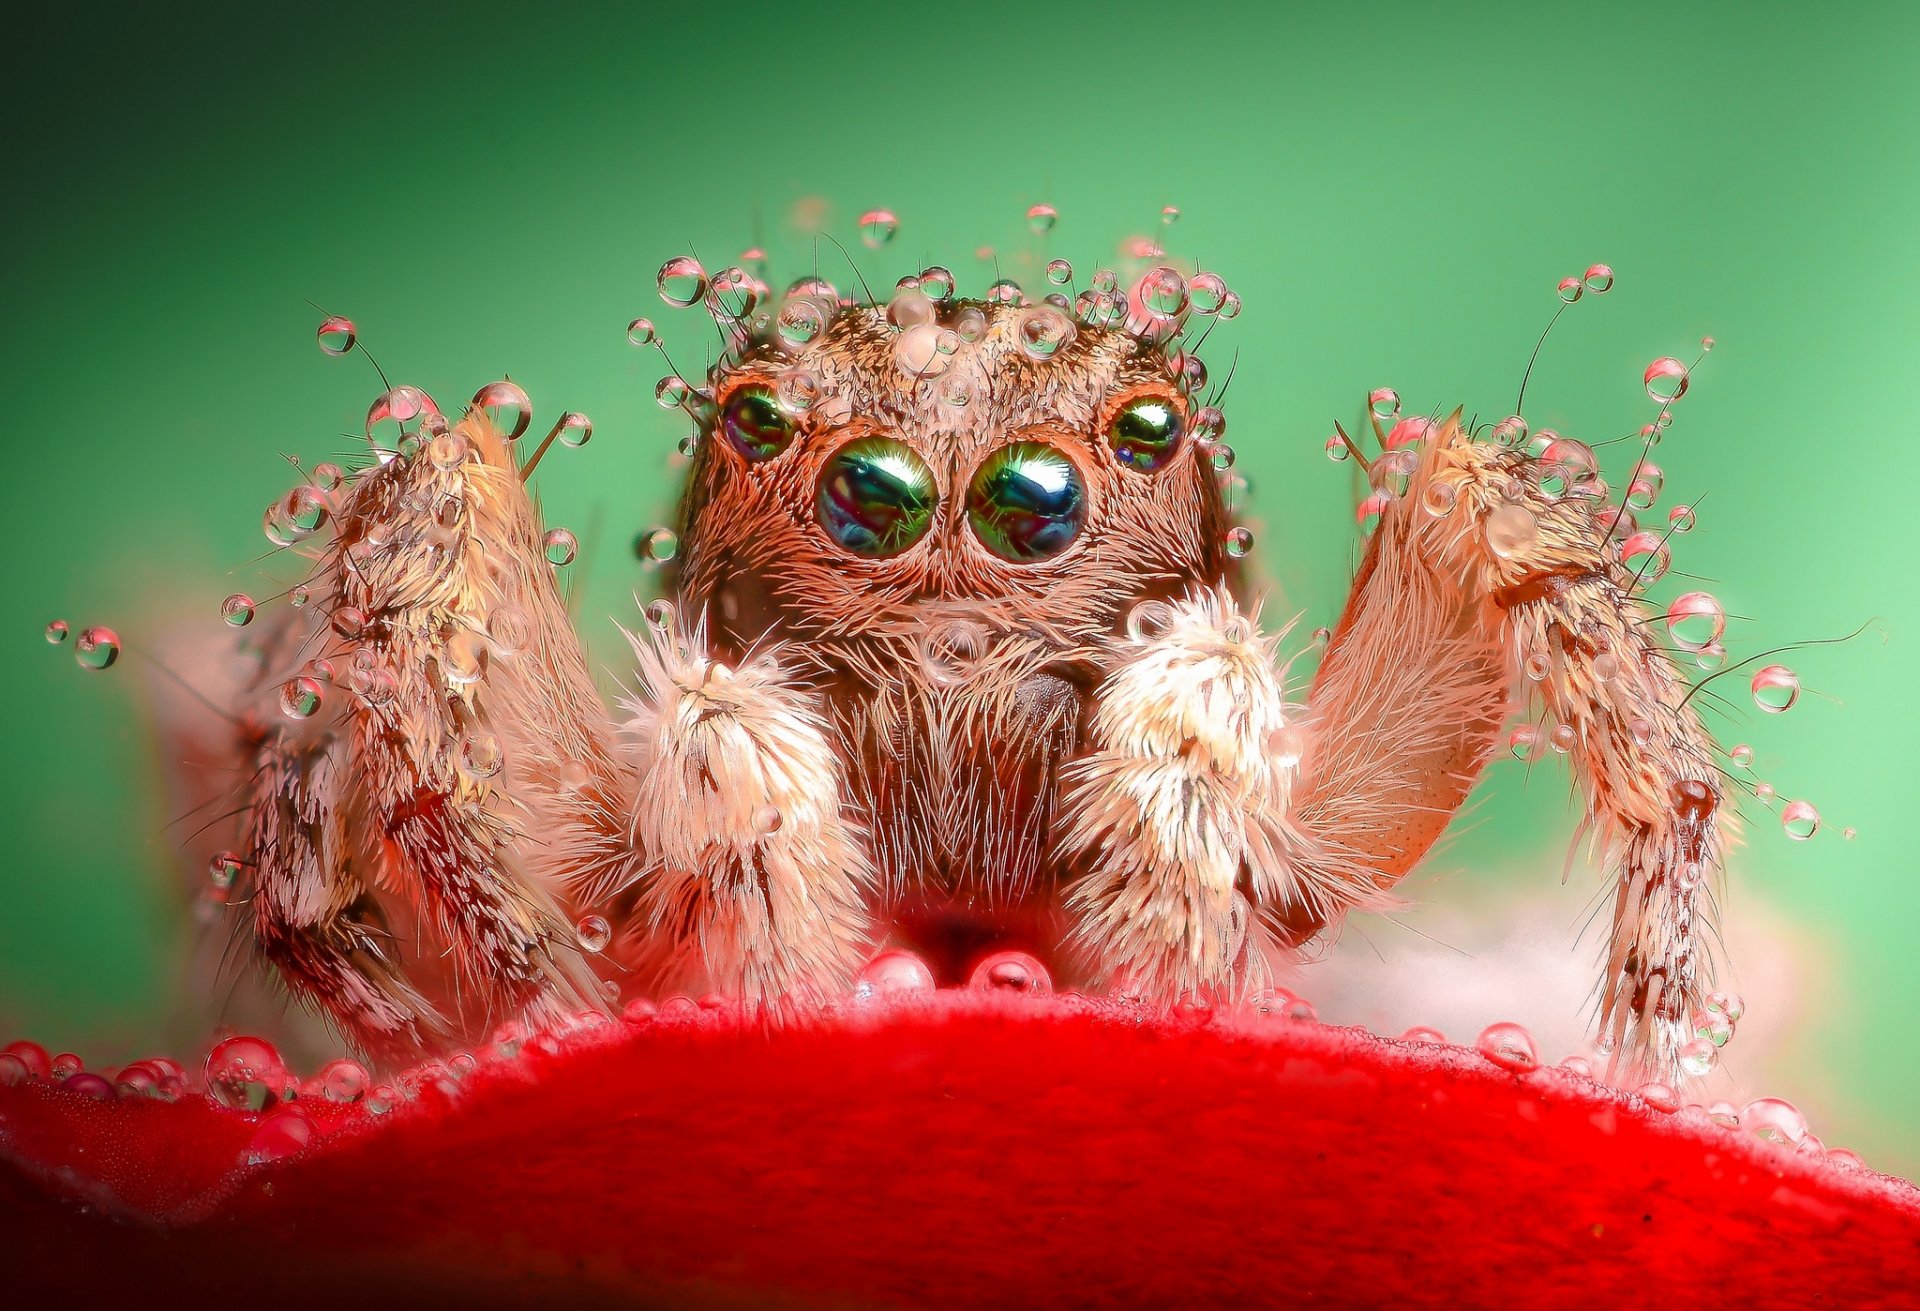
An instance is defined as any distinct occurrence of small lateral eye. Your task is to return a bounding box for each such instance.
[1107,394,1184,472]
[720,384,796,461]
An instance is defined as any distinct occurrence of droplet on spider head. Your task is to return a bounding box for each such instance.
[428,429,469,470]
[776,297,828,349]
[1750,663,1800,713]
[918,266,956,302]
[1136,265,1188,318]
[1016,305,1076,360]
[1475,1021,1539,1072]
[657,255,708,308]
[445,631,487,686]
[1556,275,1584,303]
[279,675,325,720]
[365,385,442,461]
[857,209,899,249]
[205,1035,290,1111]
[575,914,612,953]
[1781,799,1820,840]
[73,626,120,671]
[1421,481,1459,517]
[486,605,533,655]
[330,606,368,641]
[1489,415,1528,449]
[1664,591,1725,651]
[459,730,505,780]
[1677,1037,1718,1078]
[706,266,758,321]
[855,950,936,999]
[969,951,1054,996]
[1484,504,1538,558]
[543,528,579,567]
[245,1107,316,1165]
[638,527,679,564]
[1224,526,1255,558]
[1644,356,1691,404]
[1401,1025,1446,1044]
[310,462,344,492]
[1583,263,1615,294]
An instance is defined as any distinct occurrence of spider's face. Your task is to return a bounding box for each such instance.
[674,298,1232,659]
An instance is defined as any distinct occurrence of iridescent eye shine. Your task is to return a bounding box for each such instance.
[1107,395,1184,471]
[966,442,1087,562]
[816,437,938,558]
[720,384,796,461]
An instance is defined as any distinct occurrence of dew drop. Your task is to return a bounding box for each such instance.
[1491,415,1529,449]
[1485,504,1538,558]
[74,626,120,671]
[1224,526,1254,558]
[854,949,936,999]
[1421,481,1459,517]
[639,527,679,563]
[1401,1026,1446,1044]
[751,804,782,836]
[1025,202,1058,235]
[45,619,70,644]
[472,381,532,443]
[1582,264,1615,294]
[576,914,612,953]
[1750,664,1799,714]
[968,950,1053,996]
[543,528,579,567]
[1644,356,1690,404]
[918,266,955,301]
[459,729,505,780]
[657,256,708,308]
[1677,1037,1718,1078]
[1637,1082,1680,1113]
[205,1035,290,1111]
[245,1108,314,1164]
[1475,1021,1539,1072]
[1016,305,1076,360]
[1664,592,1725,651]
[1781,799,1820,840]
[1508,725,1541,761]
[279,675,324,719]
[1323,433,1350,463]
[552,411,593,449]
[316,315,356,355]
[1619,530,1671,583]
[318,1058,369,1104]
[1743,1096,1808,1145]
[207,850,243,893]
[777,298,828,348]
[626,317,657,347]
[857,209,899,249]
[1667,503,1697,533]
[1045,258,1074,286]
[1556,275,1584,303]
[655,375,692,410]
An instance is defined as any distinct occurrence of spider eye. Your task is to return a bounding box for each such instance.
[966,442,1086,562]
[1107,395,1184,471]
[720,384,796,461]
[816,438,937,558]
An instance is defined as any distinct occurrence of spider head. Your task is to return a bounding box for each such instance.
[670,292,1235,660]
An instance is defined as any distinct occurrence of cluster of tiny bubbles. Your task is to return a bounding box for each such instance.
[315,314,356,356]
[1475,1020,1540,1072]
[576,913,612,953]
[857,209,900,249]
[73,625,121,671]
[967,950,1053,996]
[542,527,579,567]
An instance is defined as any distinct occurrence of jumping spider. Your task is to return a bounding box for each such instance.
[218,263,1727,1080]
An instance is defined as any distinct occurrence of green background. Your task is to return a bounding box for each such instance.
[4,2,1915,1170]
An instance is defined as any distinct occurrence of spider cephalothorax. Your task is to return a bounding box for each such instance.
[194,254,1734,1081]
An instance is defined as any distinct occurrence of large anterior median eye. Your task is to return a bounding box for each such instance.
[1107,394,1184,472]
[966,442,1086,562]
[816,437,937,558]
[720,383,796,461]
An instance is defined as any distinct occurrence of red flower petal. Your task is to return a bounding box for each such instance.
[4,997,1917,1305]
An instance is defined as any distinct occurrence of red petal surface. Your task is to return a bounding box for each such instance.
[4,995,1916,1307]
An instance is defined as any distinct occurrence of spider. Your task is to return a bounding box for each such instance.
[211,256,1729,1081]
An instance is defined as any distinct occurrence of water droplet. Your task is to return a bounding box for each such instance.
[1045,258,1073,286]
[1323,433,1351,463]
[644,599,676,631]
[316,315,356,355]
[1750,664,1799,713]
[1485,504,1538,558]
[626,317,657,347]
[1644,356,1690,405]
[330,605,367,641]
[639,527,679,563]
[1619,530,1671,583]
[1225,526,1254,558]
[777,297,829,349]
[459,729,504,779]
[857,209,899,249]
[1401,1026,1446,1044]
[1666,503,1697,534]
[207,850,243,893]
[44,619,69,644]
[576,914,611,952]
[1556,275,1584,303]
[1742,1096,1808,1145]
[1491,415,1529,448]
[1508,725,1541,761]
[657,256,708,308]
[914,266,954,302]
[1638,1082,1680,1113]
[655,375,692,410]
[747,804,783,836]
[1549,722,1577,753]
[1422,481,1459,517]
[487,606,533,655]
[74,626,120,671]
[1582,264,1615,294]
[1025,202,1058,235]
[1137,266,1187,317]
[280,675,324,719]
[855,950,936,999]
[543,528,578,567]
[548,411,591,450]
[364,385,443,461]
[245,1108,315,1164]
[1843,826,1858,840]
[1664,592,1725,651]
[1476,1021,1539,1072]
[1677,1037,1718,1078]
[318,1058,369,1104]
[966,950,1053,996]
[1368,388,1401,421]
[777,368,820,413]
[1781,799,1820,840]
[471,381,532,443]
[1016,305,1075,360]
[205,1035,290,1110]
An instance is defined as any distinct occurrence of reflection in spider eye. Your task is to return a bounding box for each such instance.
[720,384,796,461]
[967,442,1086,562]
[1107,395,1184,472]
[816,438,937,557]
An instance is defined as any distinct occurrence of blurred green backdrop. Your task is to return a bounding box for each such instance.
[4,2,1915,1170]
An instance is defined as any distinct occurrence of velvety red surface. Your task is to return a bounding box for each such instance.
[4,995,1916,1308]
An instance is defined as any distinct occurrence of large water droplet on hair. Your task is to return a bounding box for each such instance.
[576,914,612,953]
[657,256,708,308]
[543,528,579,566]
[1750,664,1799,713]
[1664,592,1724,651]
[1781,799,1820,840]
[857,209,899,249]
[1644,356,1690,404]
[316,315,356,356]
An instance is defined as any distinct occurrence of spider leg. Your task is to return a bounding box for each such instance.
[1291,414,1727,1077]
[616,616,874,1007]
